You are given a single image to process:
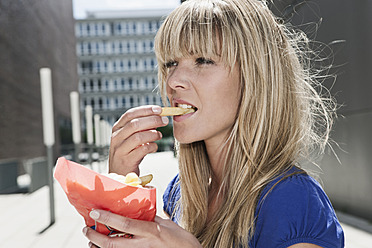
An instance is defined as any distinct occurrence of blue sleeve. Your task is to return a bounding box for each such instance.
[162,174,181,223]
[252,174,344,248]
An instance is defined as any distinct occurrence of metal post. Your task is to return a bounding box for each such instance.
[39,67,56,233]
[46,145,55,224]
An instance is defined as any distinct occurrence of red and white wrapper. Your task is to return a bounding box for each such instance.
[54,157,156,235]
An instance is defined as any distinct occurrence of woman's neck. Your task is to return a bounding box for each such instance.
[205,139,229,187]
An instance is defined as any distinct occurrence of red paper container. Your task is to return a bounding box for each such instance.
[54,157,156,235]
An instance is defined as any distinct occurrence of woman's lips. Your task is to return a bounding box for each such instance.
[173,111,195,122]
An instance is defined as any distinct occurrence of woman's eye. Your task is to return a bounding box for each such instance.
[165,61,178,68]
[195,57,215,65]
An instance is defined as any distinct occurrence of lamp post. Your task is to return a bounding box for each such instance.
[39,67,56,230]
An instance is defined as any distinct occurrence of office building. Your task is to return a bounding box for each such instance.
[75,9,173,125]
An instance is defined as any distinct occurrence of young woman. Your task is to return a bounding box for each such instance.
[83,0,345,247]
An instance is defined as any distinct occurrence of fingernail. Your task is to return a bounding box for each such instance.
[82,227,88,235]
[158,131,162,138]
[90,210,100,220]
[161,116,169,124]
[152,106,161,114]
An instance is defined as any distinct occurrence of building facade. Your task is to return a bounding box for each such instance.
[75,9,173,126]
[0,0,78,160]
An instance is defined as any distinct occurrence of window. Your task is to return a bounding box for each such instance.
[102,23,106,35]
[119,42,123,53]
[151,58,155,69]
[106,98,111,109]
[125,23,130,35]
[120,60,124,72]
[94,24,99,36]
[95,61,100,73]
[99,98,103,109]
[112,42,116,54]
[104,61,108,72]
[90,79,94,91]
[79,23,83,36]
[128,78,133,90]
[104,79,109,91]
[82,80,87,92]
[130,96,134,107]
[87,43,92,55]
[113,61,117,72]
[79,43,84,55]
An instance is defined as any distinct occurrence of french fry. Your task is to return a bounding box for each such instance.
[160,107,195,116]
[140,174,154,187]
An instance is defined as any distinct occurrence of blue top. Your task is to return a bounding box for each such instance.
[163,168,344,248]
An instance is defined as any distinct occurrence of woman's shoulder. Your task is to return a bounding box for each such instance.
[252,167,344,248]
[258,167,326,205]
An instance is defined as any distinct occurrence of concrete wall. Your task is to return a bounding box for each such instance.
[0,0,78,160]
[286,0,372,221]
[321,111,372,220]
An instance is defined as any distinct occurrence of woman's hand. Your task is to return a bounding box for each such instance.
[109,105,168,176]
[82,210,202,248]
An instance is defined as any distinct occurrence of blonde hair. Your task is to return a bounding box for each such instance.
[154,0,336,247]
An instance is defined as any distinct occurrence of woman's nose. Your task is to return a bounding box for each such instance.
[166,66,191,91]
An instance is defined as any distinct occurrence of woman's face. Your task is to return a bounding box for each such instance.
[165,56,241,146]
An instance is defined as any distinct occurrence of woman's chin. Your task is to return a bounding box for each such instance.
[174,134,200,145]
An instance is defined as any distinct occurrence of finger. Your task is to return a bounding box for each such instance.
[89,210,158,237]
[88,242,99,248]
[112,115,169,142]
[111,129,162,152]
[128,142,159,158]
[113,105,162,133]
[84,227,133,248]
[109,142,158,175]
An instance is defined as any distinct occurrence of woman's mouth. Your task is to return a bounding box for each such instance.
[173,103,198,122]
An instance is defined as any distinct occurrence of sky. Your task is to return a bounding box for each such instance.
[73,0,181,19]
